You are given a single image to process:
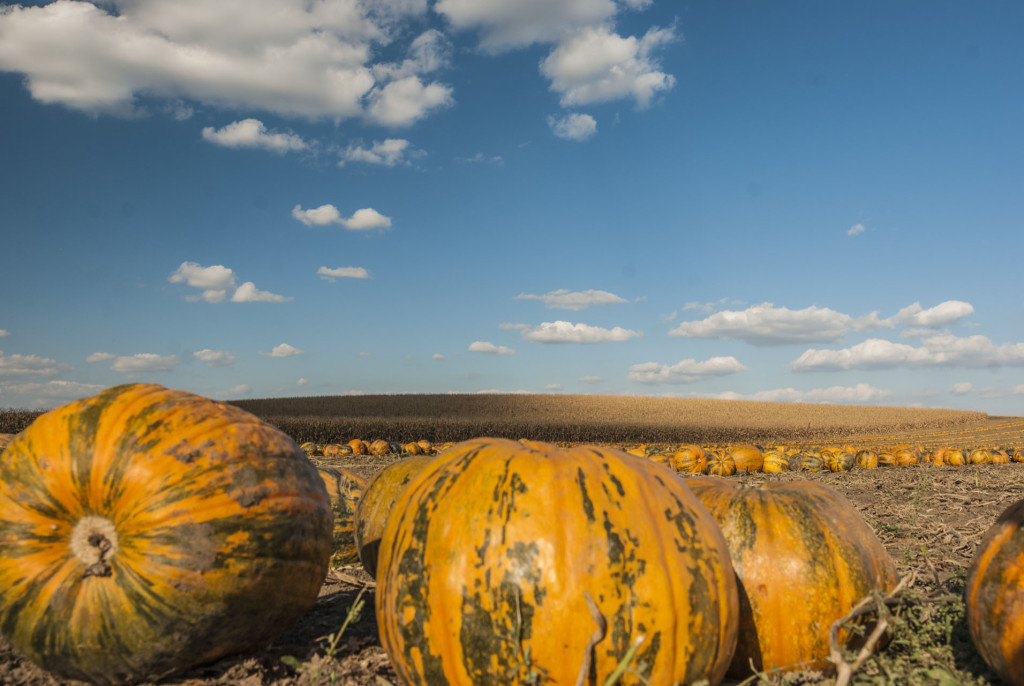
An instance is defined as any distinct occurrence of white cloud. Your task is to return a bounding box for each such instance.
[230,281,292,303]
[578,375,605,384]
[458,152,504,165]
[168,261,236,302]
[540,24,676,108]
[86,352,116,363]
[432,353,445,360]
[318,266,371,281]
[791,333,1024,371]
[341,138,422,166]
[522,320,642,343]
[848,223,866,236]
[514,288,626,310]
[892,301,973,327]
[549,113,597,141]
[292,204,391,230]
[261,343,305,358]
[628,356,748,384]
[700,383,893,404]
[951,382,974,395]
[0,0,452,124]
[435,0,619,51]
[669,302,878,346]
[193,349,238,367]
[372,29,451,80]
[0,380,106,409]
[0,330,9,337]
[225,384,252,397]
[297,377,308,385]
[544,383,564,391]
[110,353,179,373]
[950,382,1024,399]
[0,352,70,379]
[201,119,307,153]
[365,75,454,127]
[468,341,515,355]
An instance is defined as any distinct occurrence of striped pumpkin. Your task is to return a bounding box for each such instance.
[317,466,369,567]
[823,451,855,473]
[761,448,790,473]
[376,438,740,686]
[0,383,332,685]
[673,444,707,474]
[687,478,898,677]
[707,449,737,477]
[877,451,896,467]
[965,498,1024,685]
[1011,448,1024,463]
[944,449,967,466]
[990,449,1011,465]
[788,452,823,473]
[855,450,879,469]
[893,447,919,466]
[969,448,992,465]
[354,456,433,578]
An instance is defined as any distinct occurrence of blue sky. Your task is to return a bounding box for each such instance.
[1,0,1023,413]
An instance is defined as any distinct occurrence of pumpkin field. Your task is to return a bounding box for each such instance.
[2,391,1024,685]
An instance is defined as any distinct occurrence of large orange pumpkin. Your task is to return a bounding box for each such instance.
[686,478,898,677]
[729,445,764,473]
[317,466,368,567]
[0,433,13,452]
[0,383,333,685]
[354,456,433,578]
[376,438,739,685]
[965,497,1024,685]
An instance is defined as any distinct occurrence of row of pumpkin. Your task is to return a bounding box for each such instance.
[0,383,1022,685]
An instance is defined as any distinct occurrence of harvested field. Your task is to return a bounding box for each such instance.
[2,397,1023,686]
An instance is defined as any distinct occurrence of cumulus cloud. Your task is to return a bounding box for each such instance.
[791,333,1024,371]
[521,321,641,344]
[231,281,293,303]
[549,113,597,141]
[578,375,605,384]
[468,341,515,355]
[435,0,619,51]
[848,223,866,236]
[193,349,238,367]
[201,119,307,153]
[318,266,371,281]
[340,138,422,166]
[669,303,879,346]
[86,352,116,363]
[431,353,445,360]
[514,288,626,310]
[0,352,70,379]
[892,301,973,327]
[261,343,305,358]
[540,24,676,108]
[628,356,748,384]
[292,204,391,230]
[951,382,1024,399]
[0,0,452,124]
[700,383,893,404]
[110,353,179,373]
[0,329,9,337]
[168,261,237,303]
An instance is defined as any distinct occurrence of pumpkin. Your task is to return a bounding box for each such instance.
[0,433,13,453]
[761,448,790,473]
[1011,448,1024,463]
[322,443,343,457]
[376,438,740,685]
[299,441,320,456]
[354,456,433,578]
[0,383,332,685]
[370,439,391,456]
[893,447,918,466]
[788,452,823,473]
[646,450,676,471]
[944,449,967,466]
[673,444,707,474]
[317,466,369,567]
[855,450,879,469]
[417,440,434,455]
[687,477,898,677]
[969,448,992,465]
[706,449,737,477]
[877,451,895,467]
[990,449,1010,464]
[965,497,1024,686]
[823,450,855,473]
[729,445,764,473]
[348,439,368,455]
[403,441,424,455]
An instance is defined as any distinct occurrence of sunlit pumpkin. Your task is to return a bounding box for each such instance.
[354,456,432,578]
[376,438,740,685]
[969,448,992,465]
[687,477,898,677]
[823,450,855,473]
[729,445,764,473]
[761,448,789,473]
[416,439,434,455]
[0,383,333,685]
[855,450,879,469]
[965,497,1024,686]
[893,447,919,466]
[990,448,1010,464]
[707,449,737,477]
[944,449,967,466]
[673,444,707,474]
[348,439,368,455]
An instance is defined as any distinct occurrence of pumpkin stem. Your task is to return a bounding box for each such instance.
[71,516,118,578]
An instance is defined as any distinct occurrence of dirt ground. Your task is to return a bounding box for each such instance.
[2,458,1021,686]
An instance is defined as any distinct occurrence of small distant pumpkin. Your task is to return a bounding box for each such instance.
[893,447,919,466]
[944,449,967,466]
[761,448,789,473]
[855,450,879,469]
[369,439,391,456]
[969,448,992,465]
[990,449,1010,464]
[877,451,896,467]
[673,444,707,474]
[322,443,343,457]
[823,451,855,473]
[348,439,368,455]
[729,445,764,473]
[317,466,369,567]
[402,441,424,455]
[788,452,823,473]
[706,449,737,477]
[416,439,434,454]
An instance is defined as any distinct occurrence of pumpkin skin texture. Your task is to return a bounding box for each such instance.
[761,449,789,473]
[0,383,333,686]
[376,438,740,686]
[673,444,707,474]
[965,498,1024,686]
[729,445,764,473]
[854,450,879,469]
[706,449,737,477]
[354,456,433,578]
[317,466,369,567]
[687,478,898,678]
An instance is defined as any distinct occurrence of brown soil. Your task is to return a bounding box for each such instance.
[3,451,1022,685]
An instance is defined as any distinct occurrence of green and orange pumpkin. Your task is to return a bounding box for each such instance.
[729,445,764,473]
[687,478,898,677]
[673,444,707,474]
[354,456,432,578]
[855,450,879,469]
[706,449,737,477]
[0,383,333,685]
[317,466,369,567]
[965,497,1024,685]
[376,438,740,685]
